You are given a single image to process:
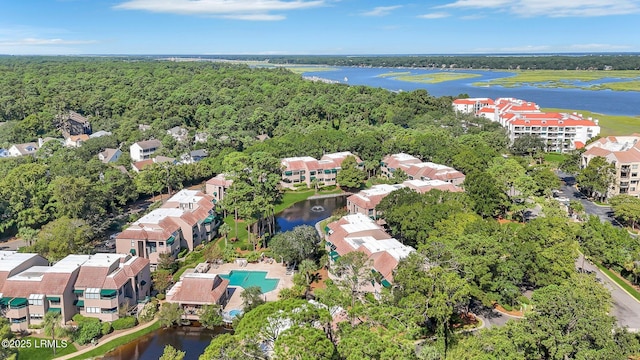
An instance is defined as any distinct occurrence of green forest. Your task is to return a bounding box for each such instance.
[210,54,640,70]
[1,57,640,359]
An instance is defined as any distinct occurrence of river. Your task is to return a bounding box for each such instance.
[302,67,640,116]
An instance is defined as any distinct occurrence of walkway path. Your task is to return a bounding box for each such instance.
[55,318,159,360]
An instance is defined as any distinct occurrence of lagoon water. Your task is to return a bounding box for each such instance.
[302,67,640,116]
[275,195,347,233]
[101,326,228,360]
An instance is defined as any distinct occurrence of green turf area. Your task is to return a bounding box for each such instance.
[594,263,640,302]
[473,70,640,91]
[394,72,481,84]
[15,336,77,360]
[542,107,640,136]
[544,153,568,166]
[65,321,161,360]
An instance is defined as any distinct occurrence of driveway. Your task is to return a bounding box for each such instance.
[576,254,640,330]
[555,170,624,228]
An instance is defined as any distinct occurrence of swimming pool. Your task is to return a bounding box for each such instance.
[219,270,279,293]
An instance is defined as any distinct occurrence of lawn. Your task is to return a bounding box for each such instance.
[542,108,640,136]
[15,337,77,360]
[594,263,640,302]
[472,70,640,91]
[543,153,568,165]
[283,66,337,74]
[65,320,161,360]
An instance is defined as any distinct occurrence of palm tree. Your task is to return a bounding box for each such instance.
[43,311,63,356]
[298,259,318,285]
[218,222,231,248]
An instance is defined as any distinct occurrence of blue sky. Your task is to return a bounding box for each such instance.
[1,0,639,55]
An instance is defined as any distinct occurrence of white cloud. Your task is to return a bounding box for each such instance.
[440,0,640,17]
[0,38,97,46]
[361,5,402,17]
[471,43,631,53]
[418,12,450,19]
[114,0,325,21]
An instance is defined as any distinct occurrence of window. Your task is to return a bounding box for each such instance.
[85,288,100,299]
[11,317,27,324]
[30,314,43,320]
[159,242,164,247]
[28,294,44,306]
[86,307,100,314]
[102,307,118,314]
[131,241,135,247]
[632,187,636,191]
[633,165,639,169]
[633,173,638,177]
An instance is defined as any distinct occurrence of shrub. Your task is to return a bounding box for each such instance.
[74,319,102,345]
[178,248,189,258]
[101,322,112,336]
[138,301,159,323]
[112,316,137,330]
[28,324,43,329]
[156,293,166,300]
[245,251,261,263]
[518,295,531,305]
[501,303,513,312]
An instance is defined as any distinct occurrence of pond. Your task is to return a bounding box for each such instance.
[100,326,230,360]
[275,195,347,232]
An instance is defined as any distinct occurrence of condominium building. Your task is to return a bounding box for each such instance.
[73,254,151,322]
[454,97,600,153]
[452,98,495,114]
[325,214,415,290]
[582,135,640,198]
[281,151,363,189]
[0,252,150,330]
[346,180,463,219]
[116,189,217,268]
[206,174,233,204]
[380,153,466,186]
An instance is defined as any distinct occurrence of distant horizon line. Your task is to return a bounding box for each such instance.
[1,52,640,57]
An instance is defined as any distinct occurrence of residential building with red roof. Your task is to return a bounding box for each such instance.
[280,152,363,189]
[116,189,217,268]
[324,214,415,292]
[0,252,150,330]
[166,273,230,320]
[453,97,601,153]
[452,98,494,114]
[380,153,466,185]
[582,135,640,198]
[346,180,463,220]
[206,174,234,204]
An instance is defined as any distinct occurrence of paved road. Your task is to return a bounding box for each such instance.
[0,238,26,251]
[555,170,619,225]
[576,254,640,330]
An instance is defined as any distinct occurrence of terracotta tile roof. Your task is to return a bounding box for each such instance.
[574,141,585,149]
[68,134,90,142]
[1,280,39,298]
[39,272,74,295]
[613,150,640,163]
[206,174,233,187]
[122,257,150,277]
[381,153,422,170]
[102,269,130,289]
[131,159,154,171]
[583,146,612,158]
[370,251,398,281]
[168,275,229,304]
[75,267,110,288]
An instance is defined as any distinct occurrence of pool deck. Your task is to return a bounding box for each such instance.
[205,261,293,311]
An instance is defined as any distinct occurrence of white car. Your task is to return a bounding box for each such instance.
[554,197,570,203]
